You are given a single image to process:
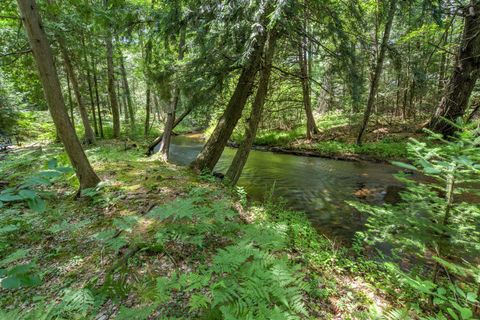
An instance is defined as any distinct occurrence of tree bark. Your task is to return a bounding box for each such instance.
[65,65,75,130]
[157,30,185,161]
[58,37,96,144]
[226,31,278,185]
[17,0,100,189]
[356,0,397,145]
[427,1,480,136]
[298,18,318,139]
[119,51,135,132]
[191,30,267,172]
[105,14,120,138]
[144,85,151,136]
[81,34,98,136]
[146,105,193,155]
[92,53,104,138]
[144,37,153,136]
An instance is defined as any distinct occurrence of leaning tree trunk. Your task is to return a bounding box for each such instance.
[356,0,397,145]
[226,31,278,185]
[427,0,480,136]
[17,0,100,190]
[105,20,120,138]
[191,31,267,172]
[157,30,185,161]
[146,105,193,155]
[157,88,179,161]
[58,37,96,145]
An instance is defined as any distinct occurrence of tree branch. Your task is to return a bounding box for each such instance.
[0,48,32,58]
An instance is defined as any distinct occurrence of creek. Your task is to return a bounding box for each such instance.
[169,134,405,243]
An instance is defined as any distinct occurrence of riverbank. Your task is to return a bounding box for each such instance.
[227,139,408,163]
[0,139,416,319]
[225,113,420,162]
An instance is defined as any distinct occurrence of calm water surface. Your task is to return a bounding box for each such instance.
[169,135,404,242]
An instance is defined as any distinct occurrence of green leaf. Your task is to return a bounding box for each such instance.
[459,308,473,319]
[0,249,30,267]
[47,158,58,169]
[189,294,210,311]
[0,193,23,202]
[391,161,417,171]
[26,197,46,213]
[18,189,36,200]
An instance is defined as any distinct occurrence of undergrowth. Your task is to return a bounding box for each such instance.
[1,139,466,319]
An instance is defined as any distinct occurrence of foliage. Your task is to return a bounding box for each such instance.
[351,122,480,318]
[0,158,73,213]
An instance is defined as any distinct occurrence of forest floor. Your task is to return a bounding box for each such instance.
[0,139,410,319]
[230,113,424,162]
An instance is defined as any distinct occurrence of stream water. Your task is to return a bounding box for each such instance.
[169,134,405,242]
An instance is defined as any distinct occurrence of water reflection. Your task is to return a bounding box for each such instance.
[169,135,403,242]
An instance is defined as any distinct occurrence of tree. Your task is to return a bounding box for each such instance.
[191,28,268,172]
[105,0,120,139]
[157,30,185,161]
[297,1,318,139]
[226,30,278,185]
[356,0,397,145]
[58,37,96,144]
[119,50,135,133]
[16,0,100,190]
[427,0,480,136]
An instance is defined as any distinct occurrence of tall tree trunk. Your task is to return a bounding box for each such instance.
[118,80,128,125]
[226,31,278,185]
[144,37,153,136]
[58,37,96,144]
[65,65,75,130]
[92,54,104,138]
[81,35,98,136]
[17,0,100,190]
[144,86,151,136]
[349,43,363,114]
[298,27,318,139]
[157,30,185,161]
[191,31,267,172]
[427,1,480,136]
[105,13,120,138]
[356,0,397,145]
[119,51,135,132]
[157,88,179,161]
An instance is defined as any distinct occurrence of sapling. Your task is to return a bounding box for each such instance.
[351,121,480,317]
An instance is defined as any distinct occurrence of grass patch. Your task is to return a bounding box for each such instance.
[301,140,409,159]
